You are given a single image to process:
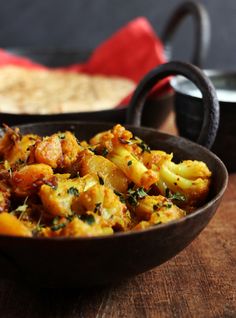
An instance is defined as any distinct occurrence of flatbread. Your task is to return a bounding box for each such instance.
[0,66,135,114]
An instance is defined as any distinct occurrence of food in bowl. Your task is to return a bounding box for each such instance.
[0,124,212,237]
[0,66,135,114]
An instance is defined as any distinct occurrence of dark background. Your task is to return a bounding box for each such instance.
[0,0,235,69]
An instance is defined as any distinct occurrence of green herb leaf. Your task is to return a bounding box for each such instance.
[135,138,151,153]
[135,187,147,198]
[127,160,132,166]
[79,214,95,225]
[51,223,66,231]
[102,148,109,157]
[127,187,147,206]
[67,187,79,196]
[52,216,60,225]
[114,190,121,196]
[58,134,65,140]
[11,197,28,219]
[114,190,126,203]
[166,189,185,202]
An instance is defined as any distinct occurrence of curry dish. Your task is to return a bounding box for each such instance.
[0,124,212,237]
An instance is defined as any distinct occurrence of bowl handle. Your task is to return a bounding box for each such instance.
[161,1,210,67]
[126,61,219,149]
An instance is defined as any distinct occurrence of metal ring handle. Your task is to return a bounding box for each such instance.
[126,61,219,149]
[161,1,210,67]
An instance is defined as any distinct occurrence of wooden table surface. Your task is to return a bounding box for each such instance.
[0,114,235,318]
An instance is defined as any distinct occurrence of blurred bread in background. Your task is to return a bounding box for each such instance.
[0,66,135,114]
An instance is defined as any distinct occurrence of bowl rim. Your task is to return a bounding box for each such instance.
[0,121,228,242]
[171,70,236,103]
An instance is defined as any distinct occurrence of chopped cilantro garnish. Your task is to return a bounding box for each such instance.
[79,214,95,225]
[51,223,66,231]
[119,197,126,204]
[102,148,109,157]
[166,189,185,202]
[127,187,147,206]
[67,187,79,196]
[136,139,151,153]
[11,197,29,219]
[170,193,185,202]
[114,190,122,196]
[114,190,126,203]
[127,160,132,166]
[52,216,60,225]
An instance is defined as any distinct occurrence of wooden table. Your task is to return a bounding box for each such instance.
[0,114,235,318]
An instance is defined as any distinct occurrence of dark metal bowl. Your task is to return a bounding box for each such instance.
[172,70,236,171]
[0,61,227,288]
[0,122,227,288]
[2,0,210,127]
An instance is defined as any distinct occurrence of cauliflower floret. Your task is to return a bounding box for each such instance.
[73,184,131,231]
[34,131,83,170]
[39,174,98,217]
[134,195,185,222]
[156,159,211,209]
[41,212,113,238]
[0,126,39,166]
[35,134,62,168]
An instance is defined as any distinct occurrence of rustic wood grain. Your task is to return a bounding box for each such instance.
[0,116,235,318]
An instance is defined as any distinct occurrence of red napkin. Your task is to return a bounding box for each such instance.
[0,17,169,107]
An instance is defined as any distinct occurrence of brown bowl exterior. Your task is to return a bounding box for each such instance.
[0,93,173,129]
[0,122,228,287]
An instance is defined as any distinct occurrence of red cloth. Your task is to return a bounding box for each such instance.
[0,17,169,107]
